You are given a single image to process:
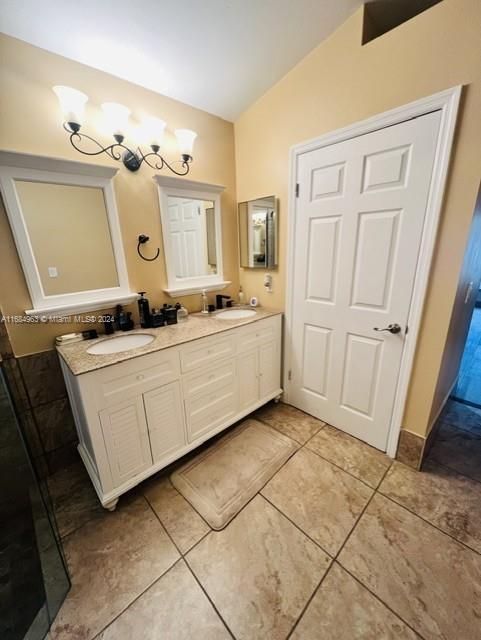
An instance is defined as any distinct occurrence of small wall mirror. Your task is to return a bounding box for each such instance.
[0,151,136,315]
[238,196,278,269]
[155,176,229,296]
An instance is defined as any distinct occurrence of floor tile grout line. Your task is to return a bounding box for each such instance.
[285,558,336,640]
[143,493,236,639]
[164,476,215,531]
[333,560,426,640]
[183,555,237,640]
[377,488,481,558]
[301,439,385,491]
[143,490,212,558]
[254,410,326,446]
[331,461,393,563]
[259,493,337,559]
[90,556,185,640]
[329,461,429,640]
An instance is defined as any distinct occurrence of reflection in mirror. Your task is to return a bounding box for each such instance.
[14,181,119,295]
[167,196,217,278]
[238,196,277,268]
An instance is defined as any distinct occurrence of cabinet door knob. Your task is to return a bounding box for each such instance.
[136,374,144,381]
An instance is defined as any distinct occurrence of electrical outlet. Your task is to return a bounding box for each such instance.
[48,266,58,278]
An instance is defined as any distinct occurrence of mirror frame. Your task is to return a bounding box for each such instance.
[154,175,230,297]
[0,151,137,315]
[238,195,278,269]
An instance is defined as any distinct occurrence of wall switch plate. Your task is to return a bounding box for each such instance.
[48,266,58,278]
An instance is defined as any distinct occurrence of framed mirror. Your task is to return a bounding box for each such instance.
[238,195,278,269]
[154,176,229,296]
[0,151,136,315]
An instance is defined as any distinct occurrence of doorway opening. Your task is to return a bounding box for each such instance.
[452,298,481,409]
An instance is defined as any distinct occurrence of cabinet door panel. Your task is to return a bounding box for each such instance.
[99,397,152,487]
[259,341,280,398]
[144,381,186,465]
[238,349,259,410]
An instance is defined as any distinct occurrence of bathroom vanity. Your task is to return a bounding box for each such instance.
[57,311,282,510]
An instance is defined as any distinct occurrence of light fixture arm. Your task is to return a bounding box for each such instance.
[63,123,193,174]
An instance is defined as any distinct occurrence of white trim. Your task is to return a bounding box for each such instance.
[164,280,231,298]
[0,149,117,177]
[153,176,227,297]
[284,86,462,458]
[153,175,224,193]
[0,151,136,316]
[25,293,139,316]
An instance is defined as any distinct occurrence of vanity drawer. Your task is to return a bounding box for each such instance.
[237,317,278,353]
[91,349,180,408]
[180,333,235,373]
[185,382,238,443]
[183,358,235,399]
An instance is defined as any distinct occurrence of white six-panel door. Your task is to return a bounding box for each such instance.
[289,111,441,450]
[168,198,207,277]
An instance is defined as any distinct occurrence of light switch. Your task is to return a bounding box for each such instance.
[48,266,58,278]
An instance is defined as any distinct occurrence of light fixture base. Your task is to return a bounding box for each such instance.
[122,150,142,172]
[67,121,81,133]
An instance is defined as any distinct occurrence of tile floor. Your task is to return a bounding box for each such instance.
[47,400,481,639]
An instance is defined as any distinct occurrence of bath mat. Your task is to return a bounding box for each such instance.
[170,418,298,529]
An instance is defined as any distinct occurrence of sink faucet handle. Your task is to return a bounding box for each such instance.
[215,294,232,310]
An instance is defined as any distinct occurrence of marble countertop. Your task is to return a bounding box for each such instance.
[57,308,283,376]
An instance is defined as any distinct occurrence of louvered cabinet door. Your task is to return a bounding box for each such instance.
[99,397,152,487]
[143,381,186,465]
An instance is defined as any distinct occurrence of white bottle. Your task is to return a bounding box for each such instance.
[238,286,245,305]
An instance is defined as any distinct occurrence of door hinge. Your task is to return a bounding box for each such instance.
[405,325,409,335]
[288,370,292,381]
[295,183,299,198]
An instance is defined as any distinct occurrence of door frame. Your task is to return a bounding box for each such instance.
[284,86,462,457]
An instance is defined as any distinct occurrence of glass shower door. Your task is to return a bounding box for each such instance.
[0,364,70,640]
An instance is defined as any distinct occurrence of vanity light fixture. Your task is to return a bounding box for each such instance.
[53,86,197,174]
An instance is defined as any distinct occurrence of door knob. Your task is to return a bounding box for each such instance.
[373,323,401,334]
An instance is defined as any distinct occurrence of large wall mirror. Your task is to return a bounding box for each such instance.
[238,195,278,269]
[155,176,229,296]
[0,151,136,315]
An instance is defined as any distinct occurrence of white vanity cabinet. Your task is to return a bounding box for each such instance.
[59,314,282,510]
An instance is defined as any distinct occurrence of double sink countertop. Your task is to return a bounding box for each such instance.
[57,308,283,376]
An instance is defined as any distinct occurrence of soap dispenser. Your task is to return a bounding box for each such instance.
[137,292,151,328]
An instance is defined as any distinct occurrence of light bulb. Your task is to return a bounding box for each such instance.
[52,86,88,131]
[101,102,131,140]
[175,129,197,159]
[142,116,166,150]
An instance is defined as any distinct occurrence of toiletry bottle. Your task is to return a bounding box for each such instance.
[239,286,245,305]
[114,304,123,331]
[176,302,188,323]
[138,292,151,328]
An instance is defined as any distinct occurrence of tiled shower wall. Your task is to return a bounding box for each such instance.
[0,318,78,478]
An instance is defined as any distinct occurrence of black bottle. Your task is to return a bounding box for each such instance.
[138,292,151,328]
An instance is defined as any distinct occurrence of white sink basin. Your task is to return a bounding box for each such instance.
[86,333,155,355]
[216,309,257,320]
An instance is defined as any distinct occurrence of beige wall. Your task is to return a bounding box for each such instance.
[234,0,481,437]
[0,34,238,356]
